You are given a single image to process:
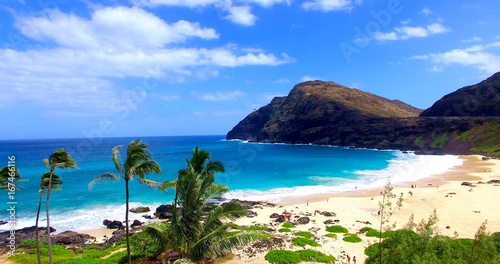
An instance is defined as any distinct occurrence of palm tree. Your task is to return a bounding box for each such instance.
[43,149,77,264]
[0,166,23,190]
[147,147,263,261]
[88,139,162,264]
[35,173,63,264]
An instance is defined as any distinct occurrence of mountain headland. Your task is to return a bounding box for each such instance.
[227,72,500,156]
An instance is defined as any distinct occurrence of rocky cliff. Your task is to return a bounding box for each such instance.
[227,76,500,156]
[420,72,500,117]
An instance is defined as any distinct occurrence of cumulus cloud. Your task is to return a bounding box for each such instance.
[224,5,257,26]
[301,0,357,12]
[15,7,219,51]
[462,36,482,43]
[132,0,220,8]
[373,23,449,41]
[301,76,321,82]
[420,8,432,15]
[2,7,293,115]
[412,42,500,74]
[196,90,246,101]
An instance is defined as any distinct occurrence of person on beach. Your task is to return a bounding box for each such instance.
[347,254,351,263]
[353,256,356,264]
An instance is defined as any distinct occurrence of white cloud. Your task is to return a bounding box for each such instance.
[2,7,293,115]
[242,47,265,53]
[245,0,291,8]
[301,76,321,82]
[301,0,356,12]
[197,90,246,101]
[420,8,432,15]
[400,19,411,25]
[15,7,219,51]
[273,78,290,83]
[132,0,220,8]
[159,94,181,101]
[225,5,257,26]
[134,0,290,8]
[412,42,500,74]
[426,23,448,34]
[373,31,398,41]
[373,23,449,41]
[462,36,482,43]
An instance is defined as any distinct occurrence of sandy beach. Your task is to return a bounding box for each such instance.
[3,155,498,264]
[220,155,500,264]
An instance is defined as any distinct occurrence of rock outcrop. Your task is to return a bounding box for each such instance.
[421,72,500,117]
[227,75,500,157]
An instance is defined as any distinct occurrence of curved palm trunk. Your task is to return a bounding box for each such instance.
[36,191,43,264]
[126,179,131,264]
[46,169,54,264]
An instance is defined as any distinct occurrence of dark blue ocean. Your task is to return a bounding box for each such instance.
[0,135,461,232]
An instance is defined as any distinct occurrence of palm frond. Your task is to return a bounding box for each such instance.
[88,173,120,191]
[204,160,225,175]
[112,145,124,174]
[135,160,162,177]
[191,224,264,260]
[203,202,247,233]
[143,223,172,252]
[136,177,160,189]
[48,149,78,169]
[160,180,177,192]
[41,172,63,190]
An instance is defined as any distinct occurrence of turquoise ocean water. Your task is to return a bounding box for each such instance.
[0,135,462,232]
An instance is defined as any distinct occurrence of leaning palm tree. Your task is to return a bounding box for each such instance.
[35,173,63,264]
[0,166,23,190]
[88,139,162,264]
[43,149,77,264]
[146,147,263,261]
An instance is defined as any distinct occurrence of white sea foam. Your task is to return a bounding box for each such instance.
[3,153,463,232]
[223,152,464,203]
[3,202,163,233]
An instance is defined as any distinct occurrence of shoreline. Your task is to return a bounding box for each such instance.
[221,155,500,264]
[2,154,499,264]
[81,155,495,238]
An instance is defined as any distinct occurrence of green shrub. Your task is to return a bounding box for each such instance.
[297,250,336,263]
[294,231,313,239]
[282,222,296,228]
[343,235,362,243]
[365,243,380,256]
[265,250,301,264]
[278,228,291,233]
[359,227,375,234]
[292,237,320,247]
[324,233,337,238]
[131,229,164,258]
[326,225,348,233]
[365,229,395,238]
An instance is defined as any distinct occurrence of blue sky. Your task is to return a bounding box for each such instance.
[1,0,499,140]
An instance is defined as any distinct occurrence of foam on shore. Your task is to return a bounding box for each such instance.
[223,152,463,203]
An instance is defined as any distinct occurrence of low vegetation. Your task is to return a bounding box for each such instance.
[293,231,313,239]
[11,238,128,264]
[265,249,335,264]
[325,225,348,233]
[282,222,296,228]
[292,237,320,247]
[342,234,362,243]
[365,214,500,264]
[278,228,292,233]
[360,227,395,238]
